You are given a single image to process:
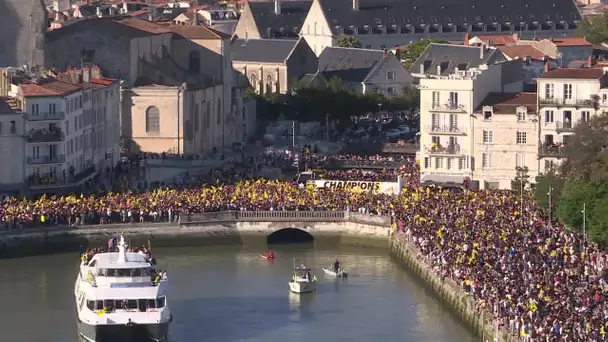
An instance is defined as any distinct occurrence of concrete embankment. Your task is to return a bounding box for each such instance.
[0,213,391,258]
[390,234,514,342]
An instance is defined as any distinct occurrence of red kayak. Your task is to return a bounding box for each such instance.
[260,253,275,260]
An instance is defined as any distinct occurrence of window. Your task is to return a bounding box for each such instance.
[517,110,526,122]
[216,100,222,125]
[544,160,556,172]
[483,111,492,120]
[188,50,201,73]
[424,157,430,169]
[9,120,15,134]
[193,104,200,131]
[449,92,458,106]
[435,157,443,169]
[266,75,273,94]
[516,153,526,168]
[206,102,211,128]
[581,111,590,122]
[432,91,440,107]
[482,153,491,168]
[544,84,554,99]
[545,110,554,124]
[563,84,572,100]
[458,157,466,170]
[366,45,372,49]
[482,130,492,144]
[145,106,160,132]
[387,71,396,80]
[31,104,39,116]
[446,158,452,170]
[387,87,394,94]
[516,131,527,144]
[49,103,56,114]
[250,73,258,90]
[156,296,166,309]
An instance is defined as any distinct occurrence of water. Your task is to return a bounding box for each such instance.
[0,244,476,342]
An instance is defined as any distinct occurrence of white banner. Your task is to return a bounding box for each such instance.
[309,179,400,194]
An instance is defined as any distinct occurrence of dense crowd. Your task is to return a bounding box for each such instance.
[1,164,604,340]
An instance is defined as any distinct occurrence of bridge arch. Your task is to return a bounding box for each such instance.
[266,228,314,244]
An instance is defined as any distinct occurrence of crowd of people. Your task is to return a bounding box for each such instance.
[1,147,604,341]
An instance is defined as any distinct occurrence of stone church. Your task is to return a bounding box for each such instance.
[0,0,48,67]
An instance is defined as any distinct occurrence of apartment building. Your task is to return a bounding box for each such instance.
[0,67,120,195]
[415,44,524,189]
[536,67,608,173]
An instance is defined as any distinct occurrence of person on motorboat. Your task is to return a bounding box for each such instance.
[333,259,340,272]
[267,250,274,259]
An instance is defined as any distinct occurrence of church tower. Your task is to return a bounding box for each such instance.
[29,0,48,67]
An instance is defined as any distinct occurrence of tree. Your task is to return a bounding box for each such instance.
[400,39,447,70]
[511,167,530,196]
[532,170,565,214]
[556,181,604,235]
[560,113,608,185]
[588,195,608,243]
[336,35,362,48]
[575,12,608,44]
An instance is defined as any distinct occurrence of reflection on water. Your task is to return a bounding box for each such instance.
[0,244,476,342]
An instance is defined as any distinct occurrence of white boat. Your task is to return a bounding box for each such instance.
[288,265,317,294]
[74,235,171,342]
[322,267,348,278]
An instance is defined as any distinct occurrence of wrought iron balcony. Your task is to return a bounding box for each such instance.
[538,144,566,158]
[26,111,65,121]
[556,120,574,133]
[27,155,66,165]
[26,128,65,143]
[429,103,467,113]
[425,145,465,156]
[427,124,467,135]
[539,98,595,108]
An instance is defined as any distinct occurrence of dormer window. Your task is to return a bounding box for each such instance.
[516,106,527,122]
[430,16,438,23]
[483,106,493,120]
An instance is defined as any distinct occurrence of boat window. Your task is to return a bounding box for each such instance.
[95,300,104,310]
[106,269,118,277]
[141,268,150,277]
[156,296,166,309]
[137,299,147,312]
[127,300,138,310]
[147,299,156,309]
[104,300,115,312]
[88,260,97,267]
[86,300,95,311]
[97,268,106,276]
[132,268,142,277]
[117,269,131,277]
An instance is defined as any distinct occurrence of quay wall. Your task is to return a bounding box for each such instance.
[390,233,515,342]
[0,211,391,258]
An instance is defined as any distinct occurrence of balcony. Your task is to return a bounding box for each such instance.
[28,166,97,189]
[26,128,64,143]
[26,111,65,121]
[427,124,467,135]
[425,145,466,156]
[429,103,467,113]
[556,120,575,133]
[27,154,66,165]
[539,98,595,108]
[538,144,566,158]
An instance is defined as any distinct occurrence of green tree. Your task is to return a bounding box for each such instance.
[588,195,608,243]
[511,167,530,196]
[336,35,362,48]
[575,12,608,44]
[556,181,603,234]
[401,39,447,70]
[561,113,608,185]
[532,170,565,214]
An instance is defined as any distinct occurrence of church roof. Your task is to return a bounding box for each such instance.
[317,0,581,35]
[317,47,384,83]
[248,1,312,39]
[232,38,299,63]
[0,0,48,67]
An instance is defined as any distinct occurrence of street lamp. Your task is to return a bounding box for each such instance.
[377,103,382,114]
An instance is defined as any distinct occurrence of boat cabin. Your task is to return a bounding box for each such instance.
[292,266,313,283]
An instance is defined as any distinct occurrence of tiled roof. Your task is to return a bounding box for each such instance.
[19,79,82,97]
[546,37,593,47]
[476,92,537,114]
[410,44,503,75]
[539,68,606,79]
[248,1,312,39]
[318,0,580,35]
[47,16,172,42]
[168,25,230,40]
[470,34,518,46]
[232,38,299,63]
[318,47,384,83]
[91,78,116,86]
[498,45,547,61]
[0,97,21,114]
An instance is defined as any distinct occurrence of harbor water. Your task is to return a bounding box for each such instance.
[0,244,476,342]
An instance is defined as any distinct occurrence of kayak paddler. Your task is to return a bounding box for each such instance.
[334,259,340,272]
[267,250,274,259]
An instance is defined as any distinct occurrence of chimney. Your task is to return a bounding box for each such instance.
[193,11,199,25]
[512,33,519,42]
[588,55,595,67]
[108,6,115,16]
[383,48,388,57]
[352,0,359,11]
[480,44,485,59]
[96,6,101,17]
[544,60,550,73]
[55,11,61,21]
[274,0,281,15]
[464,32,470,46]
[122,1,128,13]
[83,68,91,82]
[419,64,424,74]
[53,0,60,11]
[436,65,441,75]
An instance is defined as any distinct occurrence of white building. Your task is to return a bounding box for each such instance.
[0,67,120,195]
[414,44,525,189]
[536,67,608,173]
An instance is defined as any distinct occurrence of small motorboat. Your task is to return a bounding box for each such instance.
[260,253,275,260]
[289,264,317,294]
[322,267,348,278]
